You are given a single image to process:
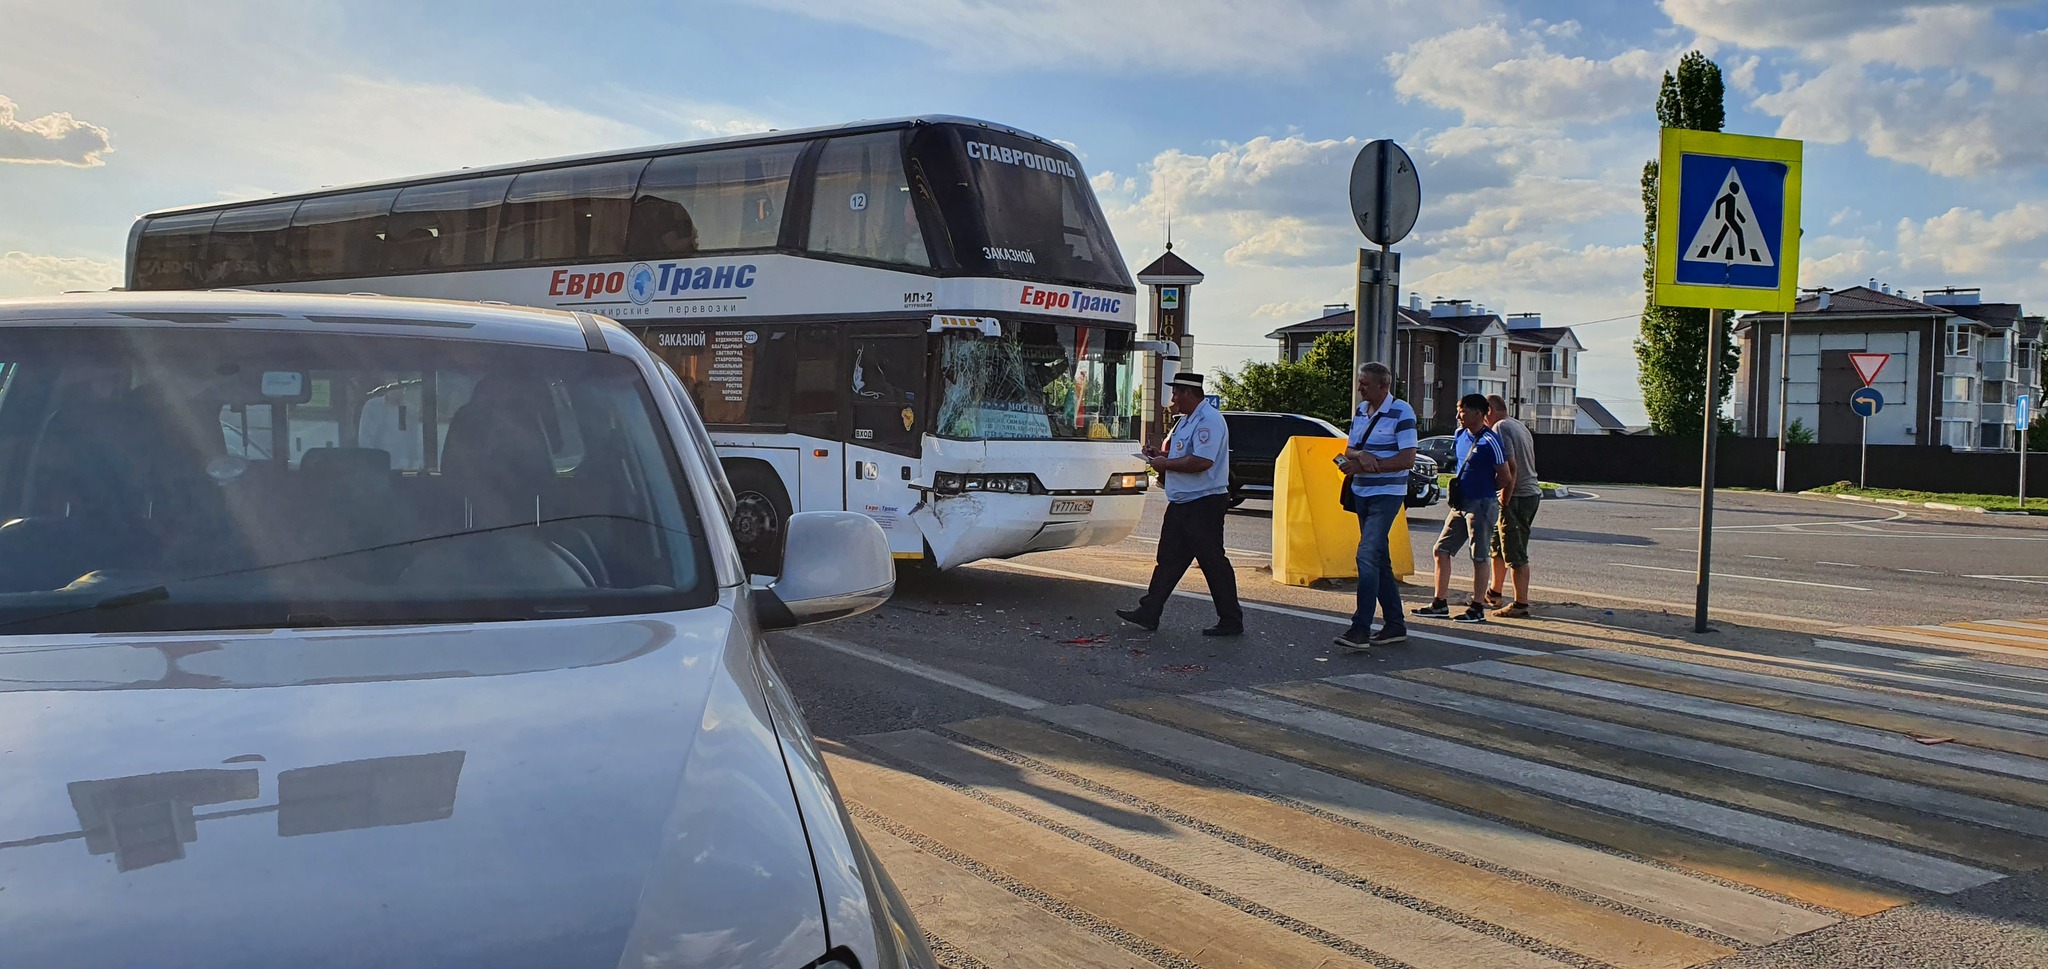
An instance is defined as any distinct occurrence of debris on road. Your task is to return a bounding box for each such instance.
[1160,664,1207,674]
[1061,634,1111,645]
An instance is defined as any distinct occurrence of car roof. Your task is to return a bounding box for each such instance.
[0,290,606,352]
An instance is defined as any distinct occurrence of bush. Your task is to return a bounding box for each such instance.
[1783,418,1815,445]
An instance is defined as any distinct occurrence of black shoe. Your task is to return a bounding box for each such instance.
[1201,622,1244,637]
[1453,602,1488,624]
[1413,600,1450,618]
[1369,628,1408,646]
[1115,608,1159,631]
[1333,627,1371,651]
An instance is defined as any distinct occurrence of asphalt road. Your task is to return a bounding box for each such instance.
[769,486,2048,969]
[1213,485,2048,628]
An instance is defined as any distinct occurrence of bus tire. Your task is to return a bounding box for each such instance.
[726,463,791,577]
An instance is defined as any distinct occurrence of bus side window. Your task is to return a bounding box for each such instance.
[207,201,301,286]
[290,190,397,281]
[389,176,512,272]
[787,325,842,440]
[629,143,804,256]
[495,161,645,265]
[132,211,219,290]
[848,333,923,453]
[807,134,929,268]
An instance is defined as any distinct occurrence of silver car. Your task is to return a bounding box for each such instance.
[0,292,935,969]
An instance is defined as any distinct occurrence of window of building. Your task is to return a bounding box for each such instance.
[1947,324,1975,358]
[494,161,646,265]
[1942,420,1971,448]
[289,190,397,281]
[1946,375,1974,402]
[386,176,512,271]
[628,144,803,257]
[807,133,929,267]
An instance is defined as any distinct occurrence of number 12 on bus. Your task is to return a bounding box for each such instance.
[127,116,1153,573]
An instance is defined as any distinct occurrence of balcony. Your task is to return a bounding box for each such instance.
[1982,359,2008,383]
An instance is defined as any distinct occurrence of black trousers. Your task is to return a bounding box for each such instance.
[1137,494,1243,624]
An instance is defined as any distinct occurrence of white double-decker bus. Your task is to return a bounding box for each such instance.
[126,116,1151,573]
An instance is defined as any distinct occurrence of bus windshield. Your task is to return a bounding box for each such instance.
[935,323,1136,441]
[914,127,1132,291]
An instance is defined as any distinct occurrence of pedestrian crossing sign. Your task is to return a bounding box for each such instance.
[1655,129,1802,312]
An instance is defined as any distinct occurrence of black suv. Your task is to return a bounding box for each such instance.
[1220,411,1440,509]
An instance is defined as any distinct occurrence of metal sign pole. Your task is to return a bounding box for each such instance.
[2022,427,2029,508]
[1776,310,1790,491]
[1860,417,1869,489]
[1695,307,1722,634]
[1353,248,1368,408]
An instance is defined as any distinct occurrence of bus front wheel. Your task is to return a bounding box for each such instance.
[727,464,790,577]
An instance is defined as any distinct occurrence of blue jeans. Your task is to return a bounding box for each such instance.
[1352,494,1405,634]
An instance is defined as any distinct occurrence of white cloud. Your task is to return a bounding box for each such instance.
[1661,0,2032,49]
[740,0,1490,74]
[0,95,112,167]
[1895,202,2048,275]
[1388,20,1668,125]
[0,250,120,296]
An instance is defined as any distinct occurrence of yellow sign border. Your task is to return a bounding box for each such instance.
[1654,128,1802,313]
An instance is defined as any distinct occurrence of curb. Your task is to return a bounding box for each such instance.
[1801,491,1993,514]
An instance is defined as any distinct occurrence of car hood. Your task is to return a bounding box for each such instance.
[0,594,828,969]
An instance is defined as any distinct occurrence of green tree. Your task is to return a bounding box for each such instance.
[1214,329,1353,425]
[1783,417,1815,445]
[1635,51,1737,437]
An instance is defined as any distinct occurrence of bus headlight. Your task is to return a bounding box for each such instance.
[932,472,967,494]
[927,473,1041,495]
[985,474,1035,494]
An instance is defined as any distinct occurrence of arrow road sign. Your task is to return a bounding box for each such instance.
[1851,386,1884,418]
[1849,352,1889,387]
[2019,393,2033,427]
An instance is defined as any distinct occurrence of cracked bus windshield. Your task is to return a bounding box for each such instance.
[0,326,713,633]
[936,323,1136,441]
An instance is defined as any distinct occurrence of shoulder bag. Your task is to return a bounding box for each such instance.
[1338,409,1387,514]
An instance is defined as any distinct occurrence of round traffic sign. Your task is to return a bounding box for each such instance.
[1851,386,1884,418]
[1349,140,1421,247]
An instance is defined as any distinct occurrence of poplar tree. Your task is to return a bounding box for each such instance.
[1635,52,1737,436]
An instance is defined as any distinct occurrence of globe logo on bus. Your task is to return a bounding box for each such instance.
[627,263,657,305]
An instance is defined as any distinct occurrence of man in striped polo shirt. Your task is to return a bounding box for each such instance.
[1333,361,1418,651]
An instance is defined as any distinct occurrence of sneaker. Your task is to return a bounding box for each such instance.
[1114,608,1159,631]
[1453,602,1488,624]
[1369,628,1408,646]
[1484,589,1505,608]
[1493,601,1531,619]
[1201,622,1244,637]
[1413,600,1451,618]
[1333,627,1372,650]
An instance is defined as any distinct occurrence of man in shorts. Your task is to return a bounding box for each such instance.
[1485,394,1540,618]
[1415,394,1514,624]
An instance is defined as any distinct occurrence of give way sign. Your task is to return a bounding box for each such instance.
[1849,352,1888,387]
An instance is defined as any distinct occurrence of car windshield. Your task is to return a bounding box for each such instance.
[0,325,713,634]
[934,323,1136,441]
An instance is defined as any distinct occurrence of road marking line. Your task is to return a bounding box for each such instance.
[1124,534,1272,559]
[1651,510,1910,531]
[1834,628,2048,665]
[979,559,1543,656]
[948,715,1729,969]
[855,821,1152,969]
[827,747,1382,969]
[1463,661,2048,783]
[869,728,1575,969]
[1813,639,2048,685]
[1051,702,1839,942]
[781,630,1048,711]
[1402,666,2048,814]
[1897,568,1945,575]
[1275,678,2042,872]
[1816,561,1862,568]
[1360,670,2048,839]
[1743,554,1785,560]
[1199,689,1999,894]
[1607,562,1871,592]
[1907,625,2048,648]
[1588,636,2048,708]
[1529,652,2048,753]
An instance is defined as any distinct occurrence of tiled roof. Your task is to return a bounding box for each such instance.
[1509,327,1571,347]
[1134,248,1205,281]
[1265,306,1437,340]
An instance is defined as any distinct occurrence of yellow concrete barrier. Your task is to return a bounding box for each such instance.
[1270,436,1414,586]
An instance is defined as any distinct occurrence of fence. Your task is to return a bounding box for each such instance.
[1532,433,2048,494]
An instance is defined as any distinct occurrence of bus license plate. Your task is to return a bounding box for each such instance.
[1049,498,1094,516]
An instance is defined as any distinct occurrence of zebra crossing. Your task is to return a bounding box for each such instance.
[826,639,2048,969]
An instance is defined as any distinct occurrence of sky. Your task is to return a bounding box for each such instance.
[4,0,2046,425]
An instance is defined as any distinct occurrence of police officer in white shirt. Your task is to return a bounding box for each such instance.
[1117,372,1244,636]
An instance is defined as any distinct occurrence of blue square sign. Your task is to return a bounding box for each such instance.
[1673,154,1789,290]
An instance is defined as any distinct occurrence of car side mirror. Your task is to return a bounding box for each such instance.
[755,511,895,630]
